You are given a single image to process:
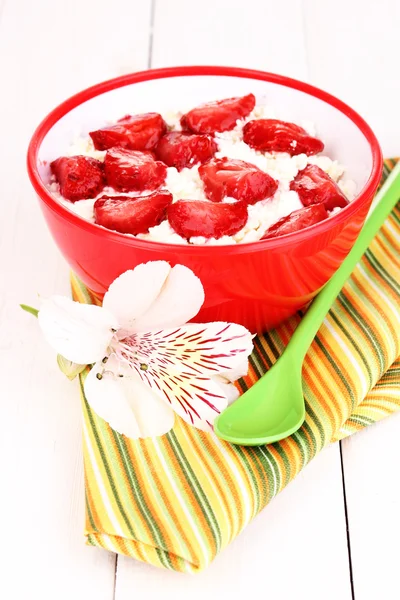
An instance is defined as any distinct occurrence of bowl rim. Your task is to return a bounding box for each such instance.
[27,65,383,254]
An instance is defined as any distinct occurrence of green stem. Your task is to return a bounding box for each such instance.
[20,304,39,318]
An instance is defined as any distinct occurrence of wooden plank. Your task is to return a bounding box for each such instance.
[151,0,308,79]
[115,445,352,599]
[0,0,151,598]
[342,414,400,599]
[304,0,400,156]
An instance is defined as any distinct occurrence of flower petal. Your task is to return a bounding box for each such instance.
[121,322,253,379]
[84,359,175,439]
[212,357,249,405]
[38,296,118,364]
[129,265,205,333]
[218,356,250,382]
[213,376,240,405]
[103,262,171,332]
[145,370,229,432]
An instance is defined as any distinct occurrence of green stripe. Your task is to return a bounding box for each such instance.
[291,430,308,469]
[255,445,282,500]
[302,396,326,449]
[193,431,244,538]
[248,446,269,502]
[262,329,283,358]
[390,207,400,225]
[364,248,400,294]
[80,379,139,540]
[272,444,292,486]
[111,431,172,568]
[329,307,373,388]
[134,443,192,561]
[300,419,319,458]
[85,491,97,531]
[336,289,385,375]
[248,351,267,378]
[167,431,221,552]
[236,376,249,394]
[313,336,355,407]
[377,217,400,256]
[234,446,261,516]
[347,415,375,427]
[72,274,94,304]
[253,336,274,369]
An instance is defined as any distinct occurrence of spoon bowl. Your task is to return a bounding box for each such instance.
[215,352,304,445]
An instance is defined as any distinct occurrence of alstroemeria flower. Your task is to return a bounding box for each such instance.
[38,261,253,439]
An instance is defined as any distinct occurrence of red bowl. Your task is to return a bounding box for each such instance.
[27,66,382,333]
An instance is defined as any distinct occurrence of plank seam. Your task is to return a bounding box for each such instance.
[339,440,356,600]
[113,553,119,600]
[147,0,156,69]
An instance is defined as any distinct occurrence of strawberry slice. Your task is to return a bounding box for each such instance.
[155,132,217,171]
[290,165,348,211]
[104,148,167,192]
[168,200,248,239]
[261,204,328,239]
[199,157,278,204]
[181,94,256,134]
[50,155,105,202]
[90,113,167,151]
[243,119,324,156]
[94,191,172,235]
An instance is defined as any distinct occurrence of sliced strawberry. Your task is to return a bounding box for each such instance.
[181,94,255,134]
[199,157,278,204]
[50,155,105,202]
[290,164,348,211]
[168,200,248,239]
[104,148,167,192]
[94,191,172,235]
[89,113,167,151]
[261,204,328,240]
[155,132,217,171]
[243,119,324,156]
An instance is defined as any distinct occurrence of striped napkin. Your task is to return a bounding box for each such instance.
[75,158,400,573]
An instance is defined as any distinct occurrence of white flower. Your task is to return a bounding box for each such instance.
[38,262,253,439]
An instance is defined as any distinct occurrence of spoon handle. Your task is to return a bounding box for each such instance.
[289,162,400,361]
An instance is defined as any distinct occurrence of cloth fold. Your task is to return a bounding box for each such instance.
[75,158,400,573]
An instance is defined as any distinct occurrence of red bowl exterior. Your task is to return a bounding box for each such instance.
[27,66,383,333]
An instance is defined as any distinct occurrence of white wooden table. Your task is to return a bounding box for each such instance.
[2,1,399,598]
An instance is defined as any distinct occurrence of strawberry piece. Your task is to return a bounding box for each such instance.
[104,148,167,192]
[50,155,105,202]
[155,132,217,171]
[94,191,172,235]
[243,119,324,156]
[290,165,348,211]
[199,157,278,204]
[90,113,167,151]
[181,94,255,134]
[261,204,328,239]
[168,200,248,239]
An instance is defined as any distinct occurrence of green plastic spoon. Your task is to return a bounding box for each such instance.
[214,162,400,446]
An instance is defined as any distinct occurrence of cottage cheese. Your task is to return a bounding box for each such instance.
[49,102,357,245]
